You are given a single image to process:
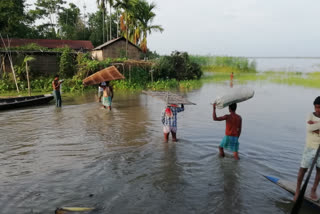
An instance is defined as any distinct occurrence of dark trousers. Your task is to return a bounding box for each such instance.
[53,90,62,107]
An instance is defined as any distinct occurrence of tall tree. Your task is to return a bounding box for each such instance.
[136,0,163,53]
[57,3,81,39]
[115,0,138,57]
[107,0,114,40]
[96,0,108,42]
[0,0,34,38]
[30,0,66,38]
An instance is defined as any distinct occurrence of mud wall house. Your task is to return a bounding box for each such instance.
[92,37,142,61]
[0,39,94,76]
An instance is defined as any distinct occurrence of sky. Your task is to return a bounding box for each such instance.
[26,0,320,57]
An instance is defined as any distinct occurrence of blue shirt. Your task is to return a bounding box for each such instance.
[161,106,184,127]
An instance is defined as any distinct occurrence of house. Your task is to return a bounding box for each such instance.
[0,38,94,52]
[92,37,142,61]
[0,39,94,76]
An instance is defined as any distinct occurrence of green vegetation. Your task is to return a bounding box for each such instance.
[0,50,204,95]
[0,0,163,54]
[191,55,257,73]
[154,51,202,81]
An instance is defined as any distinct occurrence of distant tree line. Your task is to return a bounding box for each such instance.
[0,0,163,52]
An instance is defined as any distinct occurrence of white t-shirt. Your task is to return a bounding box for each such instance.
[305,113,320,149]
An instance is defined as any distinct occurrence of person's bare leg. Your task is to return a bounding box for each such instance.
[294,167,308,201]
[311,167,320,200]
[172,132,177,142]
[164,133,169,142]
[219,147,225,158]
[233,152,240,160]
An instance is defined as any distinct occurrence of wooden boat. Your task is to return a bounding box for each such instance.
[265,175,320,207]
[0,94,54,111]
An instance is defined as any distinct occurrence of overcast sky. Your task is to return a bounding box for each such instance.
[26,0,320,57]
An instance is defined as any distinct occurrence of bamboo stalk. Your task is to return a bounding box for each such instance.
[0,35,19,93]
[26,61,31,96]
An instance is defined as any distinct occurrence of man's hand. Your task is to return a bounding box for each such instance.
[308,120,315,124]
[313,130,320,134]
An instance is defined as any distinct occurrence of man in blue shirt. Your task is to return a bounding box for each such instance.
[161,104,184,142]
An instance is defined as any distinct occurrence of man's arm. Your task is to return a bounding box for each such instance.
[213,103,228,121]
[177,104,184,113]
[161,110,165,125]
[52,81,60,90]
[110,86,114,99]
[307,120,320,134]
[238,116,242,137]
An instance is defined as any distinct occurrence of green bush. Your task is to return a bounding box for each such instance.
[59,47,76,78]
[153,51,203,81]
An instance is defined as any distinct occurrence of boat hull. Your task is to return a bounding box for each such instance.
[0,94,54,111]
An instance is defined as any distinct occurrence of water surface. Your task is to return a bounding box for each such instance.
[0,81,320,214]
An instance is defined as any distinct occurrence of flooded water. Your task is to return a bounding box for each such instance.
[1,80,320,214]
[250,57,320,73]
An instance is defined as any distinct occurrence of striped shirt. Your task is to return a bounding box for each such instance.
[161,106,184,127]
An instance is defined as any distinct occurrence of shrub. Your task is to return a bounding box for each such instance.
[153,51,203,81]
[59,47,76,78]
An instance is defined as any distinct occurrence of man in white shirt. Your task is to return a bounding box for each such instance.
[294,96,320,201]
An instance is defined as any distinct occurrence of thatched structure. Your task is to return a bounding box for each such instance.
[83,66,125,86]
[142,90,196,105]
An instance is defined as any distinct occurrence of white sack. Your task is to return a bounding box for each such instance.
[214,87,254,109]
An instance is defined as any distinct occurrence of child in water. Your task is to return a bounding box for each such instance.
[161,104,184,142]
[294,96,320,201]
[213,103,242,160]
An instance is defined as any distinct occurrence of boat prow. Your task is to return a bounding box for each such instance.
[264,175,320,207]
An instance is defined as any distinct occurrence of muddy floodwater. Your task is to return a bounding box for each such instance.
[1,79,320,214]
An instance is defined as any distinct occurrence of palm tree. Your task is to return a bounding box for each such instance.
[136,0,163,53]
[96,0,108,42]
[115,0,138,57]
[107,0,114,40]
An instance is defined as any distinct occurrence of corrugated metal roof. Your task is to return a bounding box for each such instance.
[0,38,94,50]
[93,37,142,51]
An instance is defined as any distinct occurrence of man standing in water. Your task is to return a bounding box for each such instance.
[161,104,184,142]
[294,96,320,201]
[52,75,62,107]
[213,103,242,160]
[102,81,113,110]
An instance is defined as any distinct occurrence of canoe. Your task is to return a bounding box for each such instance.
[0,94,54,111]
[264,175,320,207]
[83,65,125,86]
[214,87,254,109]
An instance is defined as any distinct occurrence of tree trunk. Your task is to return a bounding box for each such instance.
[109,5,112,40]
[126,16,128,58]
[26,62,31,96]
[8,56,19,93]
[102,10,105,42]
[117,10,119,38]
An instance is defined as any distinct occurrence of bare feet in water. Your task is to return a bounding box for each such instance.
[311,188,318,201]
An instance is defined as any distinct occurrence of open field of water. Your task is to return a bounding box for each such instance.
[1,77,320,214]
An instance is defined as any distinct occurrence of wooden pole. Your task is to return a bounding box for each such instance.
[129,65,131,82]
[26,61,31,96]
[291,144,320,214]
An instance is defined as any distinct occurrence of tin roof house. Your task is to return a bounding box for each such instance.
[92,37,142,61]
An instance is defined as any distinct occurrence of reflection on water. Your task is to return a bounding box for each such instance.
[0,83,320,214]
